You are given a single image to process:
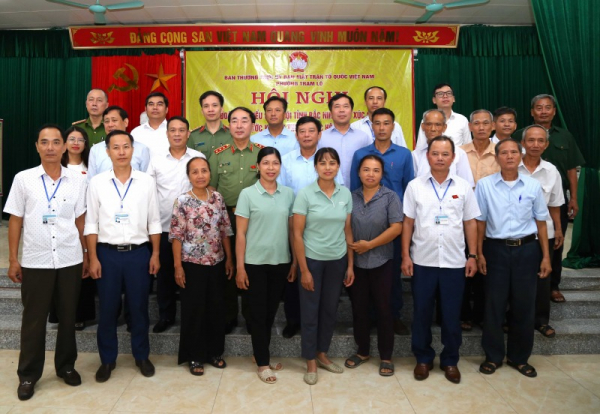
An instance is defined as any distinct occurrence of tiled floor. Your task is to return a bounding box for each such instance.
[0,351,599,413]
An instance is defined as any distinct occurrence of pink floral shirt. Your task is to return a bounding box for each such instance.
[169,191,233,266]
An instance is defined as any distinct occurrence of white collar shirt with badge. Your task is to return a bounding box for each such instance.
[350,117,408,148]
[518,159,565,239]
[415,111,473,150]
[147,147,205,232]
[3,165,87,269]
[412,145,475,188]
[84,169,162,244]
[131,119,169,157]
[403,172,480,269]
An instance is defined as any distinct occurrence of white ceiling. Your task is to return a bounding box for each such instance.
[0,0,533,29]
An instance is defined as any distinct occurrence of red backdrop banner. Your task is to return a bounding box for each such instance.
[91,52,182,130]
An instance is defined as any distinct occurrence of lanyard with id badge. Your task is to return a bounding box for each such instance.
[42,176,62,224]
[430,178,452,225]
[112,178,132,224]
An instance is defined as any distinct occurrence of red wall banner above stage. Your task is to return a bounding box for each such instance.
[69,24,459,49]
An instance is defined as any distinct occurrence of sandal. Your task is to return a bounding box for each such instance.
[551,290,566,303]
[208,356,227,369]
[536,325,556,338]
[379,361,395,377]
[252,356,282,371]
[461,321,473,332]
[507,360,537,378]
[189,361,204,376]
[257,368,277,384]
[344,354,369,369]
[479,361,502,375]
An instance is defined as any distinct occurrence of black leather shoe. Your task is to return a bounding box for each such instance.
[136,359,155,377]
[58,369,82,386]
[153,320,174,333]
[95,363,116,383]
[282,323,300,339]
[17,381,35,401]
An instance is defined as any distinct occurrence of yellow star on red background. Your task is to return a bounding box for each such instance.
[146,64,176,92]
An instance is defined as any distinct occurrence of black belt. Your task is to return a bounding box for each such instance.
[98,242,149,252]
[486,234,537,247]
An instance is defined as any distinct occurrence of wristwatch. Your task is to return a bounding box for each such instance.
[83,248,89,253]
[467,253,477,259]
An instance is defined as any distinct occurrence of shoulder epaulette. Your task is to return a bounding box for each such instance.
[214,144,231,155]
[190,126,202,133]
[72,119,86,125]
[253,142,265,149]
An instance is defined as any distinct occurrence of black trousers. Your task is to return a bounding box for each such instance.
[178,261,226,364]
[482,238,540,365]
[18,264,82,383]
[535,239,555,327]
[460,272,485,325]
[349,260,394,360]
[49,275,96,324]
[550,204,569,291]
[245,263,289,366]
[156,232,177,322]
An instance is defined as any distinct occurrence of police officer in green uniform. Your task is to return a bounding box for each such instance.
[209,107,263,334]
[72,89,109,146]
[188,91,232,159]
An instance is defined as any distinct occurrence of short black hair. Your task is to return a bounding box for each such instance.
[314,147,341,167]
[228,107,256,124]
[263,96,288,112]
[167,116,190,130]
[372,107,395,123]
[199,90,224,107]
[105,130,134,147]
[427,135,455,154]
[364,86,387,100]
[328,93,354,111]
[432,83,453,97]
[256,146,282,178]
[186,156,210,176]
[358,154,385,175]
[493,106,517,121]
[296,116,322,133]
[36,123,65,143]
[145,91,168,108]
[103,105,128,121]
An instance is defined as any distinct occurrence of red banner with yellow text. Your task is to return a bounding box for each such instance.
[91,53,182,130]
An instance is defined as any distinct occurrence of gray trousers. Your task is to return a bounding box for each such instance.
[299,256,347,360]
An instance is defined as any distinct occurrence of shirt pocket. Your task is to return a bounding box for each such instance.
[217,163,231,176]
[514,192,536,221]
[58,198,76,219]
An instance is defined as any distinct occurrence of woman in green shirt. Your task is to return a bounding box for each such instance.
[293,147,355,385]
[235,147,296,384]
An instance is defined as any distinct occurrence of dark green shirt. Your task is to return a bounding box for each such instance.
[72,117,105,146]
[513,125,585,193]
[188,123,233,160]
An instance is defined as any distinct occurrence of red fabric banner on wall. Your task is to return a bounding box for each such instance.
[91,52,182,130]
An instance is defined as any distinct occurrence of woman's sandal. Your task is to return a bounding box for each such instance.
[257,368,277,384]
[316,359,344,373]
[208,356,227,369]
[507,360,537,378]
[252,356,282,371]
[344,354,369,369]
[189,361,204,376]
[479,361,502,375]
[536,325,556,338]
[379,361,395,377]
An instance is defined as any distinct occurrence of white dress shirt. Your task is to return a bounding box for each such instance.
[350,117,407,148]
[84,169,162,244]
[412,146,475,188]
[3,165,87,269]
[131,119,169,157]
[518,160,565,238]
[403,172,480,268]
[318,125,371,187]
[147,147,205,232]
[87,140,150,180]
[415,111,472,150]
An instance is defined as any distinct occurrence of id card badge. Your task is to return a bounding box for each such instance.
[435,215,449,225]
[115,211,130,224]
[42,214,57,224]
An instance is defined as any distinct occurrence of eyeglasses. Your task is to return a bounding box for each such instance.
[67,137,86,144]
[435,91,454,98]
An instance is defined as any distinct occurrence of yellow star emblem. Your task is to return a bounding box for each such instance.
[146,63,176,92]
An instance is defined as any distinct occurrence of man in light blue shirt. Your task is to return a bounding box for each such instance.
[318,93,371,187]
[475,139,551,379]
[87,106,150,179]
[251,96,298,156]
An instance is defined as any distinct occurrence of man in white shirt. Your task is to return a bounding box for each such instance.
[415,83,472,150]
[131,92,169,156]
[85,130,162,383]
[413,109,475,187]
[251,96,297,155]
[350,86,407,148]
[401,136,479,384]
[318,93,371,187]
[87,106,150,179]
[147,116,204,333]
[4,124,88,400]
[492,107,518,144]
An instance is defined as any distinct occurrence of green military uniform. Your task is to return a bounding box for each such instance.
[72,118,105,146]
[188,123,233,160]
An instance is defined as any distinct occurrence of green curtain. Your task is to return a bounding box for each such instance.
[414,25,553,135]
[531,1,600,268]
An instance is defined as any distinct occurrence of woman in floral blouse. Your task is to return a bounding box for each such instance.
[169,156,234,376]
